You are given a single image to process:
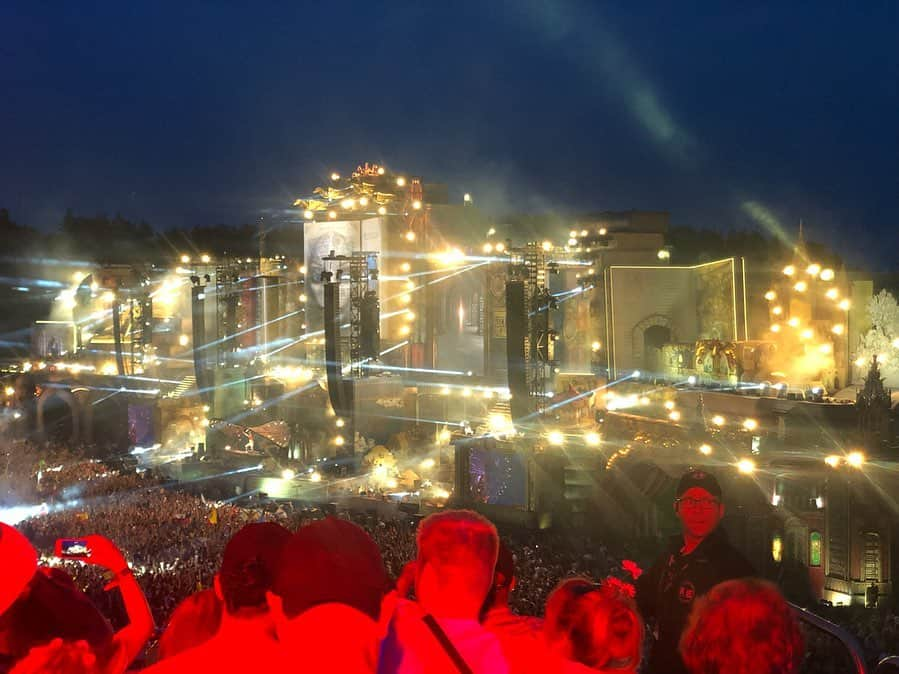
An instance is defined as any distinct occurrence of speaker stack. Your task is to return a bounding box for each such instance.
[505,280,529,422]
[324,280,353,418]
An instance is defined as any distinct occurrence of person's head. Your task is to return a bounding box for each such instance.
[156,589,223,660]
[215,522,291,617]
[680,578,804,674]
[0,569,113,662]
[674,470,724,541]
[267,517,388,633]
[415,509,499,618]
[544,577,642,671]
[0,523,37,619]
[10,639,100,674]
[483,540,516,612]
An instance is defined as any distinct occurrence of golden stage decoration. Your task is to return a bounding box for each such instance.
[293,162,406,213]
[694,339,739,374]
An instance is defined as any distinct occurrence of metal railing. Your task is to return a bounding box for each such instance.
[874,656,899,674]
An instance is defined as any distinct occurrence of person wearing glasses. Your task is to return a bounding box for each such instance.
[635,470,755,674]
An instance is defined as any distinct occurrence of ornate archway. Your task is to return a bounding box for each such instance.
[36,387,81,444]
[631,314,676,371]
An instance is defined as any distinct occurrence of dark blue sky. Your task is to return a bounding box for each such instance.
[2,1,898,268]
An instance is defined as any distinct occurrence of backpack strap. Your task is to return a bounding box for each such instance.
[421,614,475,674]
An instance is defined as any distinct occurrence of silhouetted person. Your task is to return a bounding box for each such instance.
[379,509,510,674]
[636,470,755,674]
[544,577,643,673]
[267,516,390,672]
[680,578,803,674]
[145,522,290,673]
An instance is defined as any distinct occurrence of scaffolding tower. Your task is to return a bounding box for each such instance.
[507,242,558,415]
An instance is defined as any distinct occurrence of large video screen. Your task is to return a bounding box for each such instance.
[469,448,527,507]
[303,217,382,326]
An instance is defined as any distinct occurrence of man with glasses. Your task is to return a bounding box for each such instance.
[636,469,756,674]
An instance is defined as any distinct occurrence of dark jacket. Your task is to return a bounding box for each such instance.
[636,529,756,674]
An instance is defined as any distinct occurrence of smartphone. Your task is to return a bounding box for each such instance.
[56,538,92,558]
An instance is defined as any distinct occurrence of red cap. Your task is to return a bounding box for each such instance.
[272,517,388,620]
[0,522,38,616]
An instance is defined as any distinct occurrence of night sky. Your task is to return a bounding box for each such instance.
[2,2,898,268]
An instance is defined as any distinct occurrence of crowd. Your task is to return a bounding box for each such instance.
[1,446,897,673]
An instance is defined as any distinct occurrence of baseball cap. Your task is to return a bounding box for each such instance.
[0,522,38,616]
[218,521,292,613]
[676,469,722,499]
[272,517,388,621]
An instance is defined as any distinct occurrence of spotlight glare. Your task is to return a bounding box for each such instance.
[737,458,756,474]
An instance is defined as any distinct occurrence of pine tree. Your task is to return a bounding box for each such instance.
[856,356,891,452]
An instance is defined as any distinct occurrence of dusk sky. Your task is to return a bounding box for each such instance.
[2,2,898,268]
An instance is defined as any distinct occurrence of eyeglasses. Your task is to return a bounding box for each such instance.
[677,497,720,510]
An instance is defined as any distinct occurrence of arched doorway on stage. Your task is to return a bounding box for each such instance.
[643,324,672,376]
[37,389,80,444]
[632,314,675,376]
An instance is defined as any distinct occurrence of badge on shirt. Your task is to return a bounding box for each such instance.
[678,581,696,604]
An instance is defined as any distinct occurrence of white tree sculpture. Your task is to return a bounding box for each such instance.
[855,290,899,386]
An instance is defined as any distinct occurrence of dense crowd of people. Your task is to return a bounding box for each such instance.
[1,443,897,673]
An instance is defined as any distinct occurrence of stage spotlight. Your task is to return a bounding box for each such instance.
[736,458,756,474]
